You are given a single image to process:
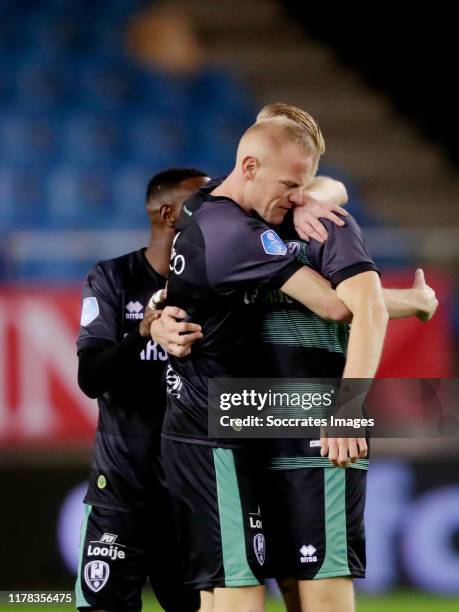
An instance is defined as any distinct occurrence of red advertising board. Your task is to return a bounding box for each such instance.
[0,288,96,446]
[377,270,454,377]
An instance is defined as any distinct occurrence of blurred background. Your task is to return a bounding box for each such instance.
[0,0,458,609]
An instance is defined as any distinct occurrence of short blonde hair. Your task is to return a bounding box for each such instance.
[256,102,325,156]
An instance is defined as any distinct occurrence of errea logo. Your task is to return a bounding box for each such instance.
[300,544,317,563]
[125,301,143,320]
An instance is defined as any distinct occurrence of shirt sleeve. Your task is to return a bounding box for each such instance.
[76,262,150,398]
[77,332,148,399]
[201,206,303,290]
[76,262,121,351]
[307,215,379,288]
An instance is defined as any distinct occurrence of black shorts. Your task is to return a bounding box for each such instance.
[161,437,266,590]
[75,503,199,612]
[261,464,367,580]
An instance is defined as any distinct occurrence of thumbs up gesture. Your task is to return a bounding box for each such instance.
[414,269,438,322]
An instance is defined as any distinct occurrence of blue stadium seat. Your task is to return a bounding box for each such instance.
[136,68,255,119]
[0,10,20,55]
[0,0,17,14]
[19,14,76,54]
[138,70,201,115]
[0,0,262,281]
[59,114,123,164]
[0,167,49,229]
[12,59,69,110]
[0,113,59,165]
[0,170,14,231]
[46,165,115,229]
[123,114,186,165]
[9,258,92,283]
[112,165,157,228]
[71,59,138,111]
[189,69,255,118]
[190,112,250,161]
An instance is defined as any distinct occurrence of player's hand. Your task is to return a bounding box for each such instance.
[150,306,203,357]
[139,306,161,337]
[320,436,367,468]
[413,269,438,322]
[293,197,348,243]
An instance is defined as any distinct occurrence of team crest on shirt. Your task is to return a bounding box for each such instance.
[253,533,266,565]
[84,560,110,592]
[80,297,99,326]
[261,230,287,256]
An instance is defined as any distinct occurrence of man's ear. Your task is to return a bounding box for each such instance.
[159,204,176,228]
[242,156,259,180]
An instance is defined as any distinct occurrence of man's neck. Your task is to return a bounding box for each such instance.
[144,228,174,278]
[210,172,250,212]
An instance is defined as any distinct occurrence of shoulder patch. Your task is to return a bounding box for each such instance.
[261,230,287,256]
[81,297,99,327]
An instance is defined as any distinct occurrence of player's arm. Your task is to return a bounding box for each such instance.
[79,309,201,398]
[76,262,198,398]
[77,264,150,398]
[78,304,162,400]
[297,215,387,466]
[293,176,348,243]
[337,271,388,377]
[78,332,149,399]
[383,269,438,321]
[321,271,388,467]
[202,204,348,323]
[280,266,351,322]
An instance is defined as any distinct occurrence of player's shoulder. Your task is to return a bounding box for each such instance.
[197,197,247,220]
[86,249,144,288]
[322,213,363,239]
[98,249,144,271]
[197,199,269,240]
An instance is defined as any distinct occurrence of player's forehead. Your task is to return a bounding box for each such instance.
[271,147,316,184]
